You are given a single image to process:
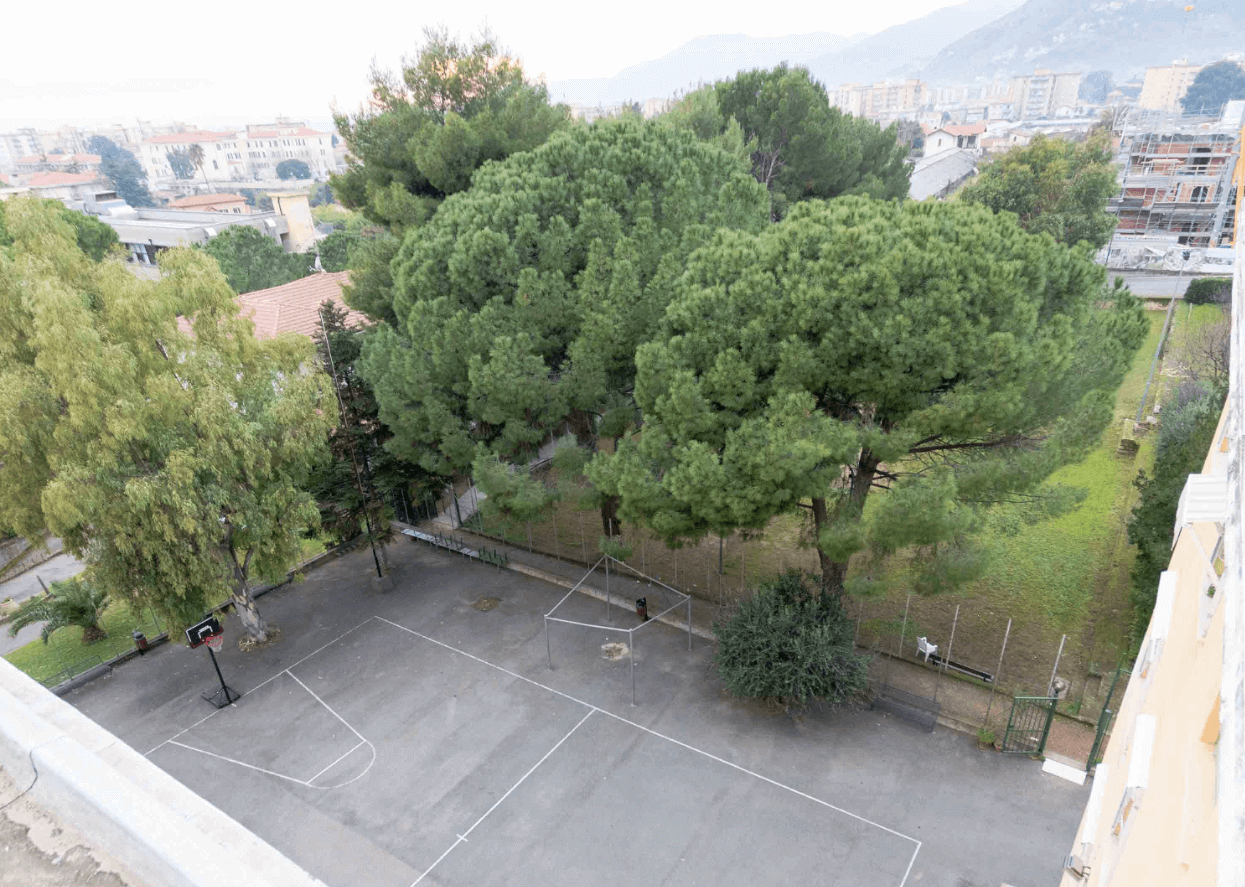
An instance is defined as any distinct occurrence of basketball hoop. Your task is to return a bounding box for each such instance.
[205,633,224,652]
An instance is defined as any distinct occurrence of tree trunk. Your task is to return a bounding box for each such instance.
[230,546,268,641]
[81,624,108,644]
[599,493,622,538]
[231,584,269,641]
[811,450,880,598]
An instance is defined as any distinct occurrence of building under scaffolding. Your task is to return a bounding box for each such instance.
[1105,105,1243,271]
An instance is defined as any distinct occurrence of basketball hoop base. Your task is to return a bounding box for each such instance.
[201,685,241,709]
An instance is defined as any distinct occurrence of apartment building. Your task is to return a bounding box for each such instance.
[1138,60,1205,112]
[1058,238,1244,887]
[1107,112,1241,262]
[13,152,101,174]
[138,122,339,185]
[831,79,927,121]
[1009,70,1082,120]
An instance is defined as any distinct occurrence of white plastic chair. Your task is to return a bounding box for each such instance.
[916,636,938,663]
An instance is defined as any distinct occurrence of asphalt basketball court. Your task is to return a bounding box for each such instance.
[67,542,1087,887]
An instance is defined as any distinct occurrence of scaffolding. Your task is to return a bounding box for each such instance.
[1105,108,1243,269]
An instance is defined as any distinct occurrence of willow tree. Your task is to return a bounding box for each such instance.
[361,117,770,538]
[0,198,333,641]
[589,197,1148,596]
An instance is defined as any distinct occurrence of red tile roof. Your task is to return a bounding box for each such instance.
[17,152,101,164]
[939,123,987,137]
[25,171,102,187]
[239,272,367,340]
[143,130,238,145]
[177,272,367,341]
[246,126,328,139]
[168,192,247,208]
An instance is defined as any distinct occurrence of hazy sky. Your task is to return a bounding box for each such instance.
[2,1,957,130]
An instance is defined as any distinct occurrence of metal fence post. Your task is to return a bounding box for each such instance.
[1047,634,1067,698]
[933,604,959,705]
[984,618,1012,726]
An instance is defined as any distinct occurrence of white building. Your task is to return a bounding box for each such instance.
[138,122,339,186]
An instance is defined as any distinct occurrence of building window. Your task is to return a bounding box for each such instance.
[212,160,218,170]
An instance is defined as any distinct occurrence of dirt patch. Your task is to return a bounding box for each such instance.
[472,597,500,612]
[237,626,283,653]
[600,642,629,661]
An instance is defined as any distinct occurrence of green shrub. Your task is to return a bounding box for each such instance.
[1184,277,1231,305]
[714,570,869,710]
[1127,386,1224,643]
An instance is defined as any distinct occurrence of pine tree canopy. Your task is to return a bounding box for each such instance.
[360,118,771,535]
[588,197,1149,595]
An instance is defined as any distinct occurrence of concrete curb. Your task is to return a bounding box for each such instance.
[0,660,326,887]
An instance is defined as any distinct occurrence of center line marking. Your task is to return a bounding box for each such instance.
[409,710,594,887]
[375,616,919,848]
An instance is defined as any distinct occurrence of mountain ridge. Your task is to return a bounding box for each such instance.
[918,0,1245,83]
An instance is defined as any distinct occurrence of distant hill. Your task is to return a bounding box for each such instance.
[805,0,1025,87]
[918,0,1245,83]
[548,32,865,107]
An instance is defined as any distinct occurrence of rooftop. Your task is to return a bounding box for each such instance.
[24,171,103,187]
[141,130,238,146]
[167,192,247,208]
[236,271,368,339]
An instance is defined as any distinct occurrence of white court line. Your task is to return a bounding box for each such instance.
[900,843,923,887]
[145,616,378,756]
[307,739,365,785]
[375,616,922,877]
[287,671,367,742]
[167,740,313,788]
[409,710,594,886]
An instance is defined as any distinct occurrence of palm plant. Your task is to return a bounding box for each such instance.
[188,143,210,187]
[7,578,109,644]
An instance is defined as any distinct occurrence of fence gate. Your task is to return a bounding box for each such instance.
[1002,695,1058,755]
[1087,667,1130,769]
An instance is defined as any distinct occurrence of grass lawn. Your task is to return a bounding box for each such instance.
[5,531,332,686]
[3,601,164,686]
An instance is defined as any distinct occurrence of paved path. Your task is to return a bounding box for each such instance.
[0,553,87,656]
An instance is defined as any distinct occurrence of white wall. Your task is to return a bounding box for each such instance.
[0,659,326,887]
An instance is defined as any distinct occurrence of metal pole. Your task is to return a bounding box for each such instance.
[934,604,959,705]
[984,618,1012,725]
[605,555,611,621]
[885,594,910,690]
[580,514,586,561]
[897,594,911,660]
[1135,277,1181,426]
[1048,633,1067,698]
[545,616,552,668]
[630,629,637,706]
[641,537,646,576]
[208,647,229,699]
[687,596,692,650]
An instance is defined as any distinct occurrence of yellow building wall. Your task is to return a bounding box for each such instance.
[1061,406,1230,886]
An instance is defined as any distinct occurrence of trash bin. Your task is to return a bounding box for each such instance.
[636,597,648,621]
[132,630,148,654]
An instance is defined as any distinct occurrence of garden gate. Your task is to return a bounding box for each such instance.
[1001,695,1058,755]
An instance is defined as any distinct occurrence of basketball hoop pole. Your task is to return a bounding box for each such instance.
[201,637,239,708]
